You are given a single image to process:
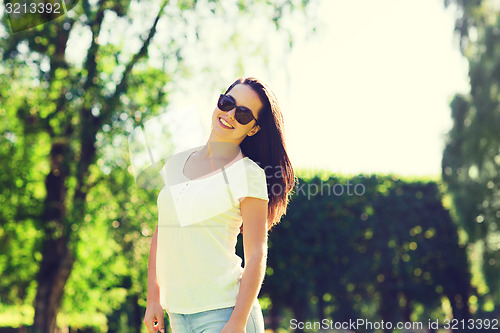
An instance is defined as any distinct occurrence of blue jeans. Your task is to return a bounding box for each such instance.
[167,303,264,333]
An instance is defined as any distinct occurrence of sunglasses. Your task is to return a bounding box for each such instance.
[217,94,257,125]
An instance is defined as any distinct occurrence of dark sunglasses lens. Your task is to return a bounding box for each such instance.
[235,108,254,125]
[218,95,235,111]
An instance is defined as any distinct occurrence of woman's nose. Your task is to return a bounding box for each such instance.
[226,108,236,119]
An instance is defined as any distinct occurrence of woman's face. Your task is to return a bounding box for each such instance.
[211,84,262,144]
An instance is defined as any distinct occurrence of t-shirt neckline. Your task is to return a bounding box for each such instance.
[181,149,248,181]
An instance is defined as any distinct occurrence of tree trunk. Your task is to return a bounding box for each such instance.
[33,141,74,333]
[33,236,74,333]
[448,291,471,322]
[132,294,144,333]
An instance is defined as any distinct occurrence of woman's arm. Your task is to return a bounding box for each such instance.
[222,197,268,332]
[143,226,165,333]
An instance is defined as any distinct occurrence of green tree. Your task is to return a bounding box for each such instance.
[443,0,500,311]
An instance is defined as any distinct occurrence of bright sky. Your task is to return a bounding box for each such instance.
[279,0,470,177]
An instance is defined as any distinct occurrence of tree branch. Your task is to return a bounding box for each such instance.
[82,0,106,91]
[101,0,169,122]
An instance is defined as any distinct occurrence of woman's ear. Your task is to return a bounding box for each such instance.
[247,125,261,137]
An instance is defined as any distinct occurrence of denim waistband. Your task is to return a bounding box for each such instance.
[168,303,264,333]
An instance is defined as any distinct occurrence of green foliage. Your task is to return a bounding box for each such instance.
[0,62,48,307]
[443,0,500,311]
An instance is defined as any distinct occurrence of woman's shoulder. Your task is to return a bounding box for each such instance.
[159,146,202,181]
[165,146,201,166]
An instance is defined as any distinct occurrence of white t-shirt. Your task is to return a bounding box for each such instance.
[156,147,269,314]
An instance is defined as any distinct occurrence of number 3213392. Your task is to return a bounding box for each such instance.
[5,2,62,15]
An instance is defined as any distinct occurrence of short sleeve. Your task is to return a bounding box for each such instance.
[158,148,196,187]
[228,159,269,202]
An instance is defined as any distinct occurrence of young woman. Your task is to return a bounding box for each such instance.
[143,77,295,333]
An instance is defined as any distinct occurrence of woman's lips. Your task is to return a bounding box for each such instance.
[219,117,234,129]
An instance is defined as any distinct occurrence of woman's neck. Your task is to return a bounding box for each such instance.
[198,141,243,161]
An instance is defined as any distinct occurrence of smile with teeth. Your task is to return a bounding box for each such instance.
[219,117,234,129]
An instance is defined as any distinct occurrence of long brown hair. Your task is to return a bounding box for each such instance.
[225,77,295,231]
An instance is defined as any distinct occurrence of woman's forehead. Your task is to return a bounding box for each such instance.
[228,84,263,114]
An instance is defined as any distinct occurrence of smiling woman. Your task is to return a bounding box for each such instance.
[143,77,296,333]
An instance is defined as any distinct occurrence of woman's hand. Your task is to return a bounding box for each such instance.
[221,318,246,333]
[143,301,165,333]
